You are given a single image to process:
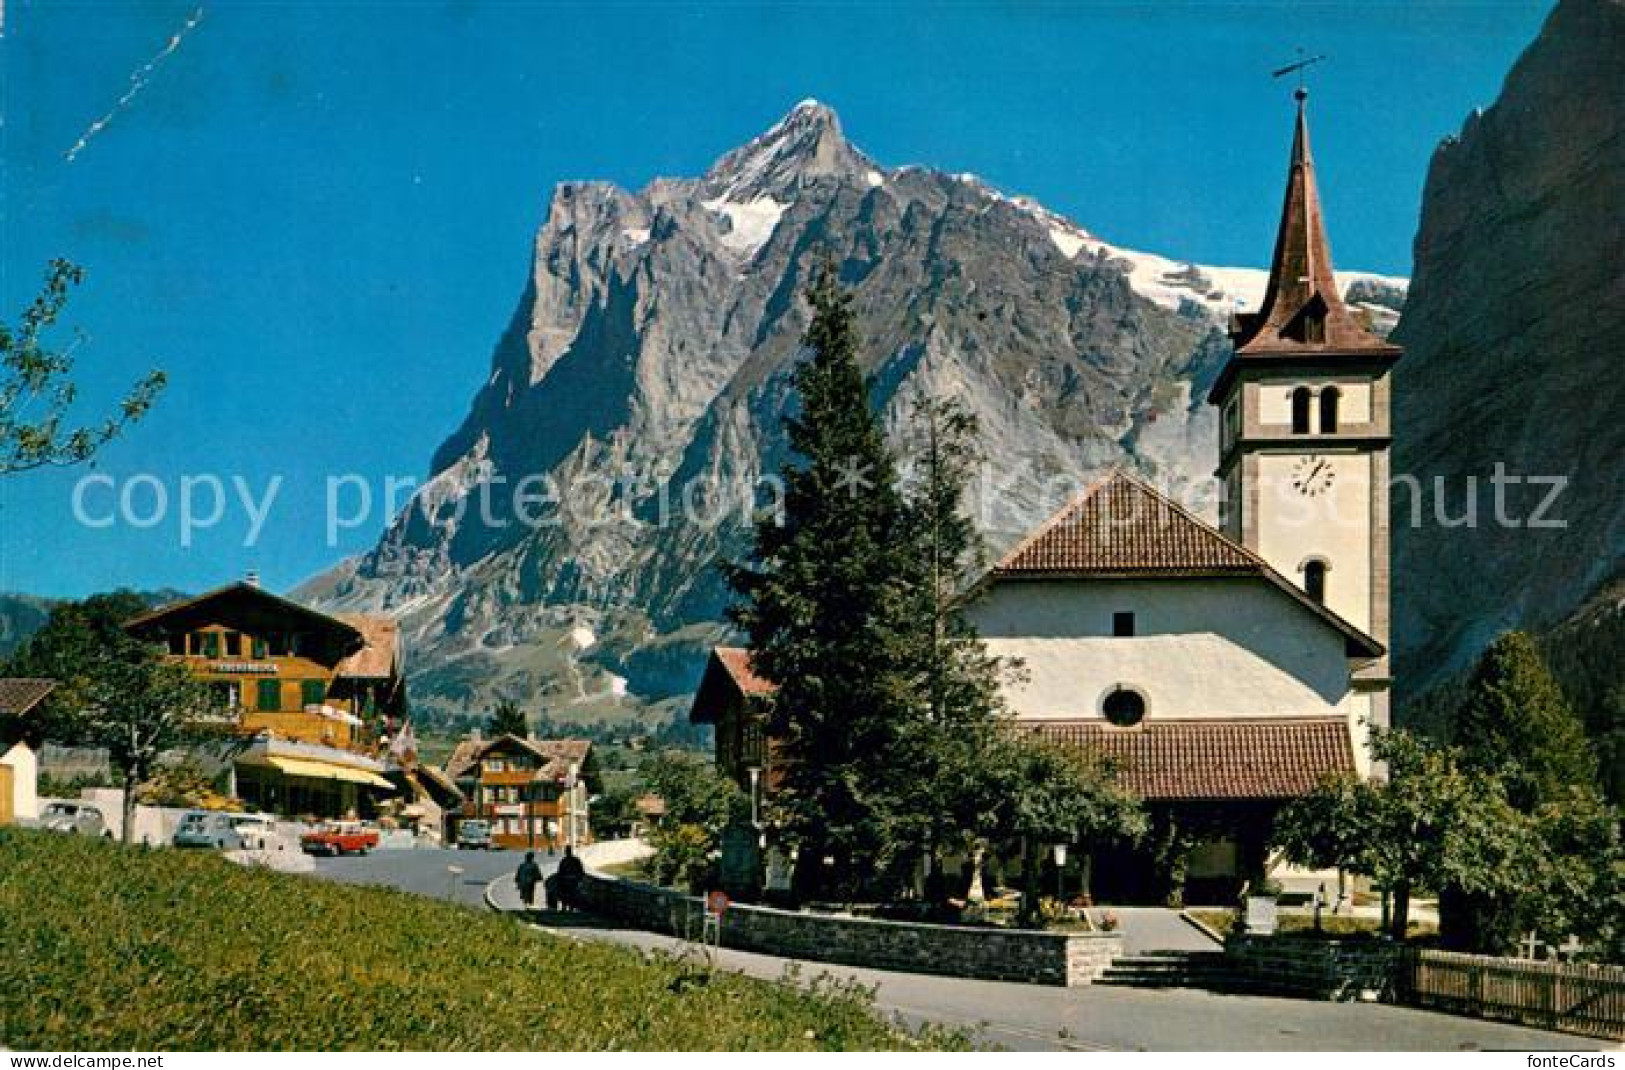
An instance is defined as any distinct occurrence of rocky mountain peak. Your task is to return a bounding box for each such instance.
[307,100,1404,725]
[701,99,875,202]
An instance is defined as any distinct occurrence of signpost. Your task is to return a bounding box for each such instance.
[1244,895,1279,935]
[702,890,728,959]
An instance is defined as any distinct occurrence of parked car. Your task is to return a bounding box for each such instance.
[456,819,493,850]
[173,811,279,850]
[38,801,110,837]
[299,820,379,857]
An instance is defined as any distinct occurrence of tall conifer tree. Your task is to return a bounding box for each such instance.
[726,258,913,897]
[1453,630,1599,809]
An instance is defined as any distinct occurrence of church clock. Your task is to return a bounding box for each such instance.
[1291,455,1336,497]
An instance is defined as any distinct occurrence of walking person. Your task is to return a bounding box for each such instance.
[556,845,585,912]
[516,850,544,910]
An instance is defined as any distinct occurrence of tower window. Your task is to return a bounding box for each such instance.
[1102,686,1147,727]
[1303,313,1326,343]
[1303,559,1328,604]
[1113,612,1136,637]
[1320,386,1341,433]
[1291,387,1313,434]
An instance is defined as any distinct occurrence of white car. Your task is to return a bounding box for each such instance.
[38,801,110,837]
[173,811,279,850]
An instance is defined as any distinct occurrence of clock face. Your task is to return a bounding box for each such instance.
[1292,455,1336,497]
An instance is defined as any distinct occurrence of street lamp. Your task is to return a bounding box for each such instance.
[1052,843,1068,905]
[567,761,580,849]
[747,766,763,829]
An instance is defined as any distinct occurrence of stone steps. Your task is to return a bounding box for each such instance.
[1097,950,1315,997]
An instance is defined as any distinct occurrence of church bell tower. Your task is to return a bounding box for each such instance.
[1209,87,1401,725]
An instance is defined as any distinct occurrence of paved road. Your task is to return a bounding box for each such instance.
[483,873,1602,1052]
[326,856,1605,1052]
[309,846,548,910]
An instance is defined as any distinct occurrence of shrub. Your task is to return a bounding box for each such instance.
[0,829,961,1051]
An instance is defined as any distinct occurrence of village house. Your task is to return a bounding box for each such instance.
[689,90,1397,904]
[690,646,776,793]
[124,579,406,819]
[444,732,596,850]
[0,677,57,826]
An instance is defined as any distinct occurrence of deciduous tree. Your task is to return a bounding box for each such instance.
[6,592,223,841]
[1276,730,1541,946]
[1,260,165,475]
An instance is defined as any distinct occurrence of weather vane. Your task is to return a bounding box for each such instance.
[1273,48,1327,99]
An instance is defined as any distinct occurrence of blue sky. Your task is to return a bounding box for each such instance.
[0,1,1551,599]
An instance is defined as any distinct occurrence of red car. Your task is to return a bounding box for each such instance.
[300,821,379,857]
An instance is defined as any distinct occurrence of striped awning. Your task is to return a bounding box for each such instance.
[239,754,395,791]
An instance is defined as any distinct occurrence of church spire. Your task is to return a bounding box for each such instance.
[1229,89,1390,356]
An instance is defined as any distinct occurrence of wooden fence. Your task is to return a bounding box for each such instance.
[1403,949,1625,1041]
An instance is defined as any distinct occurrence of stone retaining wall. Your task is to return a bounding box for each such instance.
[1226,933,1408,1000]
[571,872,1122,987]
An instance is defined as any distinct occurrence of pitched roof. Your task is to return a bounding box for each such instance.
[0,678,56,717]
[333,614,400,679]
[989,472,1383,658]
[126,581,362,645]
[714,647,774,697]
[443,734,592,783]
[444,738,484,782]
[689,646,776,725]
[406,764,465,807]
[994,472,1258,577]
[1029,717,1356,801]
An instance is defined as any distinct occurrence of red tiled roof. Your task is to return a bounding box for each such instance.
[1029,717,1356,801]
[334,614,400,679]
[715,647,775,697]
[0,678,56,717]
[989,472,1383,658]
[994,472,1258,577]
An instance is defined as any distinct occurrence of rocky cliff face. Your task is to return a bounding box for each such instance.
[1391,0,1625,697]
[301,101,1400,723]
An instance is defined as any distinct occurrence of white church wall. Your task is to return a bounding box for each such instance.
[970,578,1351,720]
[1344,692,1377,779]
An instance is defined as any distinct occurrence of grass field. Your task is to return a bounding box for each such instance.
[0,830,962,1051]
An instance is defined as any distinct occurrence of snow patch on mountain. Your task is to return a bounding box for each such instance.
[702,196,787,256]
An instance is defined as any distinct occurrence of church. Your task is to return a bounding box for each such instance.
[693,88,1400,904]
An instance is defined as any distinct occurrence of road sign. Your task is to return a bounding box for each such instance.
[706,889,730,917]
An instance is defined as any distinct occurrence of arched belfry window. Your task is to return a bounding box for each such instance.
[1320,386,1341,434]
[1303,559,1329,604]
[1291,387,1313,434]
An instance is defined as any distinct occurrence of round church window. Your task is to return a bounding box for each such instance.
[1102,686,1146,727]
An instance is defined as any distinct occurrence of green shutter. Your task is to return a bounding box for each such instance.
[302,680,326,708]
[252,637,267,659]
[257,679,281,712]
[201,632,220,657]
